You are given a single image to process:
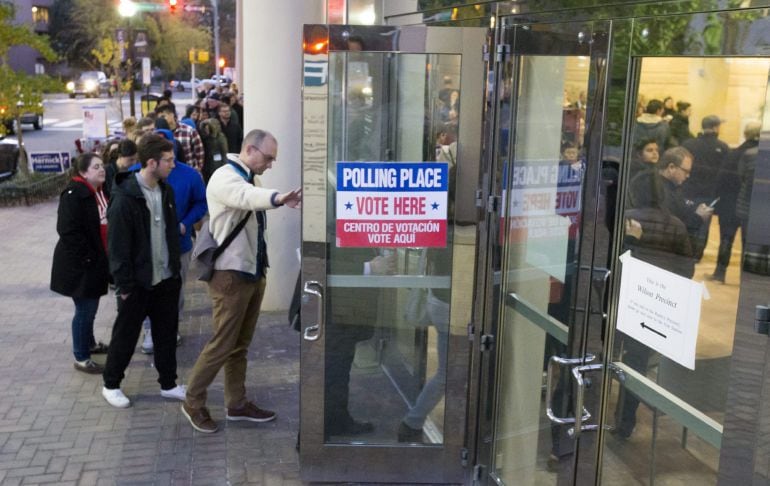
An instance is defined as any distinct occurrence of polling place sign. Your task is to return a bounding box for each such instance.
[616,251,707,370]
[30,152,71,173]
[336,162,448,247]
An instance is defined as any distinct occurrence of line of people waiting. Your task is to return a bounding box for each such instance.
[50,98,301,432]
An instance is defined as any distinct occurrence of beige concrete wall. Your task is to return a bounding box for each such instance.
[638,58,770,146]
[240,1,325,311]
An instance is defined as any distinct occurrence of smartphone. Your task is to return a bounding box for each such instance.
[708,197,720,209]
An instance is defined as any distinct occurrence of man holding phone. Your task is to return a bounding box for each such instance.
[630,147,713,254]
[682,115,729,259]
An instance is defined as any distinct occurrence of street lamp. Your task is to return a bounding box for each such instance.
[119,0,137,117]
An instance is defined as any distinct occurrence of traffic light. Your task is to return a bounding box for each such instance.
[168,0,178,13]
[218,57,226,69]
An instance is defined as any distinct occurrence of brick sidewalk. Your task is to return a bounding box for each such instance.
[0,200,301,485]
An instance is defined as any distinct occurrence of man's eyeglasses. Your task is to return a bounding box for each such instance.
[255,146,276,163]
[159,156,175,164]
[677,165,691,175]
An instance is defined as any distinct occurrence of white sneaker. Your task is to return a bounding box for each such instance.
[160,384,187,401]
[102,387,131,408]
[141,330,154,354]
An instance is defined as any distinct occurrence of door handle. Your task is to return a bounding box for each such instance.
[545,354,595,425]
[568,363,604,438]
[302,280,324,342]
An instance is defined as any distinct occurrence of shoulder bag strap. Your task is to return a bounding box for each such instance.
[212,211,252,261]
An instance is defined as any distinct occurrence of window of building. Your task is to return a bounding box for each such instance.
[31,6,49,24]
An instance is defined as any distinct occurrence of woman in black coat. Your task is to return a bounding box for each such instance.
[50,153,111,374]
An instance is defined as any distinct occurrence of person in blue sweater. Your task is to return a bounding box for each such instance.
[141,128,207,353]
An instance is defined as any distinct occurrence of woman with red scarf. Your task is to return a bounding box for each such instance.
[51,153,111,374]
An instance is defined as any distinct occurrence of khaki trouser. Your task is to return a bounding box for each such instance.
[185,270,266,409]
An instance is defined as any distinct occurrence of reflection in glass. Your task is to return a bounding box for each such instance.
[604,56,770,485]
[492,52,591,484]
[323,50,461,445]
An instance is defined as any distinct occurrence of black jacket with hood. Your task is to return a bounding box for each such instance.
[107,170,180,295]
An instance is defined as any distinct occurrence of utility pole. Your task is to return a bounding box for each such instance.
[211,0,220,79]
[119,0,138,117]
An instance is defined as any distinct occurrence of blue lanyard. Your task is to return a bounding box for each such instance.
[228,160,253,183]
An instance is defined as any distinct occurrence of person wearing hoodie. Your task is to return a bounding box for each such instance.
[139,129,207,354]
[51,153,111,374]
[632,99,670,151]
[100,133,186,408]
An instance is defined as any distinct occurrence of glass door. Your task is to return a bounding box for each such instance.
[300,24,487,484]
[475,19,613,485]
[599,10,770,485]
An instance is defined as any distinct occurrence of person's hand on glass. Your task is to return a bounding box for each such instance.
[276,188,302,209]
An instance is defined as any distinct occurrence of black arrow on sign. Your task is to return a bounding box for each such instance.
[640,322,666,339]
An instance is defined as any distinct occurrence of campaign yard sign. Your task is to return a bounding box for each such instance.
[30,152,71,173]
[336,162,448,248]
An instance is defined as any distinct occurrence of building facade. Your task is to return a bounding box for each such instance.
[240,1,770,484]
[7,0,54,74]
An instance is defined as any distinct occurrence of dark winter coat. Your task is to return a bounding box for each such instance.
[50,180,110,298]
[632,114,670,151]
[107,171,181,295]
[715,138,757,217]
[682,132,729,201]
[736,146,758,221]
[625,207,694,278]
[669,112,693,146]
[629,170,703,235]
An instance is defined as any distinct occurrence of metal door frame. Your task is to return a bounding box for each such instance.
[470,16,614,485]
[300,23,488,484]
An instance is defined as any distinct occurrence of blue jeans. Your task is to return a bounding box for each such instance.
[72,297,100,361]
[403,291,449,429]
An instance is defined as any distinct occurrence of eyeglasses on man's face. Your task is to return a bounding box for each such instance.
[255,146,276,163]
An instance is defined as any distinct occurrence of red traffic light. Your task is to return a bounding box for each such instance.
[169,0,178,12]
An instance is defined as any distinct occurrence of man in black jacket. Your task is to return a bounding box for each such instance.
[101,133,186,408]
[630,147,713,261]
[682,115,729,259]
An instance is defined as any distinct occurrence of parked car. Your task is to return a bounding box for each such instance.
[1,101,43,134]
[170,78,202,92]
[0,137,20,181]
[199,75,232,90]
[66,71,112,98]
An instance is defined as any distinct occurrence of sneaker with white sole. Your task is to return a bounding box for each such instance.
[102,387,131,408]
[160,384,187,401]
[141,330,154,354]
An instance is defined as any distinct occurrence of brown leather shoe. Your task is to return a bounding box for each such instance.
[181,404,218,433]
[226,401,276,423]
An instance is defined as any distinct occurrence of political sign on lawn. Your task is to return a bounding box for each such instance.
[336,162,449,248]
[30,152,71,173]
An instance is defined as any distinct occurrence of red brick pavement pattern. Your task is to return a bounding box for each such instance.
[0,200,302,485]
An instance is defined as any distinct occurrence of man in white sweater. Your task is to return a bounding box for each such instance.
[182,129,301,433]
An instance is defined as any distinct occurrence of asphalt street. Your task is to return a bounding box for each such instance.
[7,91,194,155]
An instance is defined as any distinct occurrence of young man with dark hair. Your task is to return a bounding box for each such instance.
[156,104,205,172]
[101,133,186,408]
